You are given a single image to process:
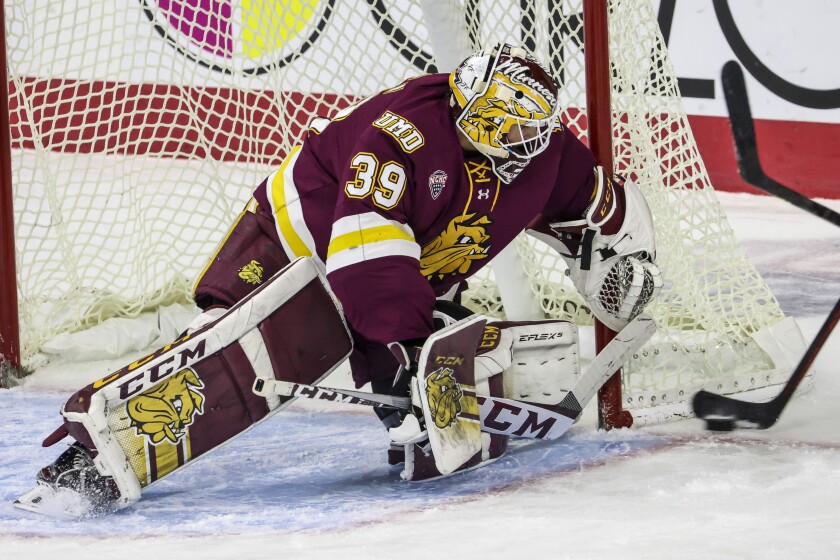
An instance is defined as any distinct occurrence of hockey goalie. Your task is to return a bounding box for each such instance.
[16,43,661,516]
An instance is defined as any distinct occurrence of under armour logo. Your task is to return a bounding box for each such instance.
[477,189,490,200]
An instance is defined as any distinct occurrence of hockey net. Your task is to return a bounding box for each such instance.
[2,0,801,423]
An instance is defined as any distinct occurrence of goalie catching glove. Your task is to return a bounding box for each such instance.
[529,167,662,331]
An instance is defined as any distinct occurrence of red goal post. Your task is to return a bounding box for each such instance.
[0,0,804,428]
[582,0,631,430]
[0,0,19,383]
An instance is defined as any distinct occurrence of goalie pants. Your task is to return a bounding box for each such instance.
[193,201,400,387]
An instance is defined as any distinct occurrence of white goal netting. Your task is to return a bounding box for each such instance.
[4,0,801,422]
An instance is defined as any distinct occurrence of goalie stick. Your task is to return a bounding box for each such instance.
[255,313,656,440]
[691,60,840,431]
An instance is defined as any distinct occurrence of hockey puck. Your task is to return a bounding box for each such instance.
[704,418,735,432]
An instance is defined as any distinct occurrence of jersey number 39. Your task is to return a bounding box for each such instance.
[345,152,407,210]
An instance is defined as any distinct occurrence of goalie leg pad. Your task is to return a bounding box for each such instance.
[40,257,352,512]
[115,343,271,487]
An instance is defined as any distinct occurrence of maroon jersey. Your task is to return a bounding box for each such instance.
[252,73,595,353]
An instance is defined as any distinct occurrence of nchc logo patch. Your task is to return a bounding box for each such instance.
[429,170,448,199]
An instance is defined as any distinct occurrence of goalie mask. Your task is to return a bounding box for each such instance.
[450,43,560,184]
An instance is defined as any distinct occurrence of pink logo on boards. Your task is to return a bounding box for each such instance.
[142,1,334,74]
[429,170,448,200]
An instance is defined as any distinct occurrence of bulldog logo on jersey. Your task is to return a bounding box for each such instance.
[420,213,492,280]
[238,259,264,285]
[429,170,448,199]
[425,367,464,429]
[126,368,206,445]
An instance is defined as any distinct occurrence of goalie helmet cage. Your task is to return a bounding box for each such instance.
[0,0,802,425]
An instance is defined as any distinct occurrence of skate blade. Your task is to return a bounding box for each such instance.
[14,482,95,519]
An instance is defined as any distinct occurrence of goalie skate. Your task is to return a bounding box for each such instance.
[15,443,120,519]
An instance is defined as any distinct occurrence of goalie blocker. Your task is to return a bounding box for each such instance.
[16,257,353,515]
[388,314,583,481]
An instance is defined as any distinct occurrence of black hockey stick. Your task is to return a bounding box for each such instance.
[691,61,840,431]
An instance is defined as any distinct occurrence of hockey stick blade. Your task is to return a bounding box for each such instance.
[693,296,840,431]
[692,389,782,431]
[255,314,656,440]
[691,62,840,431]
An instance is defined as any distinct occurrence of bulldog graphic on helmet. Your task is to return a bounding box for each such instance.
[450,43,560,183]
